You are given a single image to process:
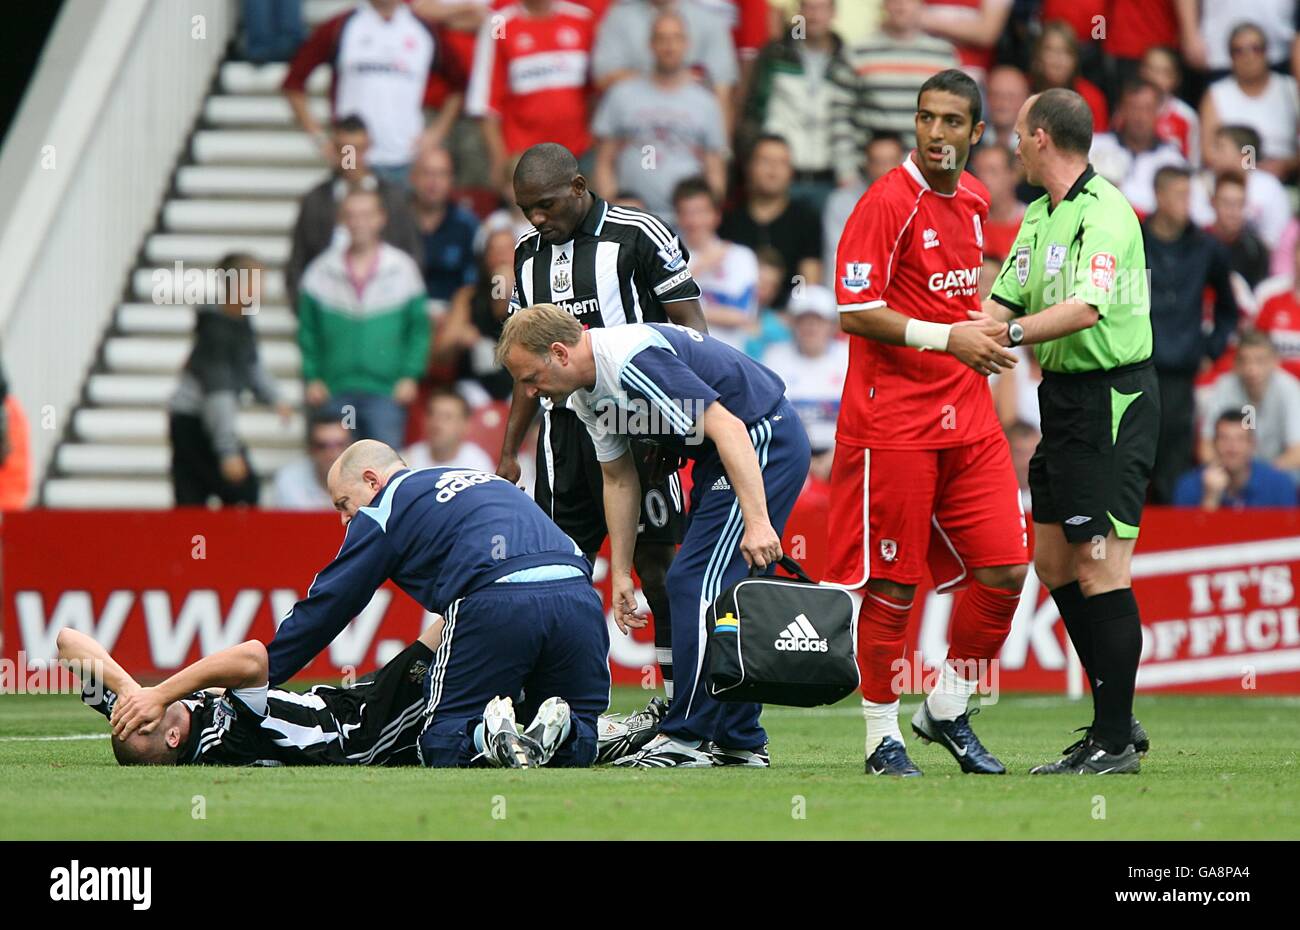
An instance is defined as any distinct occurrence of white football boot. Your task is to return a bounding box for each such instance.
[477,695,537,768]
[521,696,572,766]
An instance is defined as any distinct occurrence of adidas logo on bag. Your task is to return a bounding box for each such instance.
[774,613,828,652]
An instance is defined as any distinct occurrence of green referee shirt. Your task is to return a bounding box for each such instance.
[990,165,1152,374]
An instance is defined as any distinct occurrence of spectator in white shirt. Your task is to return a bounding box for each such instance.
[1190,1,1296,76]
[1199,330,1300,481]
[591,10,729,217]
[268,406,352,511]
[593,0,740,135]
[673,175,759,351]
[760,284,847,480]
[1201,21,1300,180]
[1090,80,1186,216]
[1190,124,1292,249]
[402,388,494,471]
[282,0,462,188]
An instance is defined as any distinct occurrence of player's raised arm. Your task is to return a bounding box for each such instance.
[112,641,268,740]
[56,628,140,704]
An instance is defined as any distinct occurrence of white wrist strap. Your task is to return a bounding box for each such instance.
[904,319,952,352]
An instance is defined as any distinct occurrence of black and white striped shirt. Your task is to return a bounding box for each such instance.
[510,196,702,328]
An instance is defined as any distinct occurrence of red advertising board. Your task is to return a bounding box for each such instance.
[3,503,1299,694]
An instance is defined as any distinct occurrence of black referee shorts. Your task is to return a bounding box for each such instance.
[1030,360,1160,544]
[535,406,685,556]
[308,641,433,766]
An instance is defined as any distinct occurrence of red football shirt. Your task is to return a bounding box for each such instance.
[1041,0,1105,43]
[834,156,1003,450]
[1105,0,1177,60]
[465,1,595,156]
[1255,289,1300,379]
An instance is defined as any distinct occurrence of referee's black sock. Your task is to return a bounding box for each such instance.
[1083,588,1142,754]
[1050,581,1094,720]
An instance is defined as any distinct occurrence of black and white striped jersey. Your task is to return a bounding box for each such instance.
[85,685,284,766]
[83,642,431,767]
[510,195,702,328]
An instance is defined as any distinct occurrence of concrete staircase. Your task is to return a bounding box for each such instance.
[43,0,358,508]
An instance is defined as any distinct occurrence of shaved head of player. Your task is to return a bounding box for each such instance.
[513,143,591,246]
[326,439,406,524]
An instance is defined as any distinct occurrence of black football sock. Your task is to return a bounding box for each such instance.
[1084,588,1142,754]
[1050,581,1094,724]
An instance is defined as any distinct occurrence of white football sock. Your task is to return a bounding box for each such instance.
[657,647,674,701]
[863,698,902,755]
[926,660,980,721]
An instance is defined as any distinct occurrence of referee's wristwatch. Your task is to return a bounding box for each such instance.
[1006,320,1025,347]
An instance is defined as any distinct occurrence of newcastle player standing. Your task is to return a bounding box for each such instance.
[497,143,708,701]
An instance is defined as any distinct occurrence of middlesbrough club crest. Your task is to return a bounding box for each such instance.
[880,538,898,562]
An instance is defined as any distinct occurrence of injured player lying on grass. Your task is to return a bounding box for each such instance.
[56,626,663,767]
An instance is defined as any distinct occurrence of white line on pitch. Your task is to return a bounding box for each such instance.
[0,733,110,742]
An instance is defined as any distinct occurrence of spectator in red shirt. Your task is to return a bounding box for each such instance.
[465,0,596,191]
[1029,20,1109,133]
[919,0,1012,88]
[283,0,464,188]
[970,144,1024,260]
[1255,237,1300,379]
[1104,0,1187,89]
[1038,0,1104,46]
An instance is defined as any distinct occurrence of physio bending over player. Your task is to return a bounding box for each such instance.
[498,305,811,768]
[60,624,441,766]
[266,440,612,769]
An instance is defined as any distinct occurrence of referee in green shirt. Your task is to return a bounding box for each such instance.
[977,88,1157,774]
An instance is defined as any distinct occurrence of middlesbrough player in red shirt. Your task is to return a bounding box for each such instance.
[829,70,1028,777]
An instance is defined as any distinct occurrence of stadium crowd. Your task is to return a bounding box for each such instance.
[164,0,1300,513]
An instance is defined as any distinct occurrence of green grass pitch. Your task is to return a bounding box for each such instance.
[2,689,1297,840]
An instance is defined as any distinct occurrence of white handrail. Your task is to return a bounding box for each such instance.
[0,0,237,500]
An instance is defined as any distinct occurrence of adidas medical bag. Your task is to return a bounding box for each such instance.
[706,557,859,707]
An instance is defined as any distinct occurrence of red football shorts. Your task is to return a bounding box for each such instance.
[825,431,1028,591]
